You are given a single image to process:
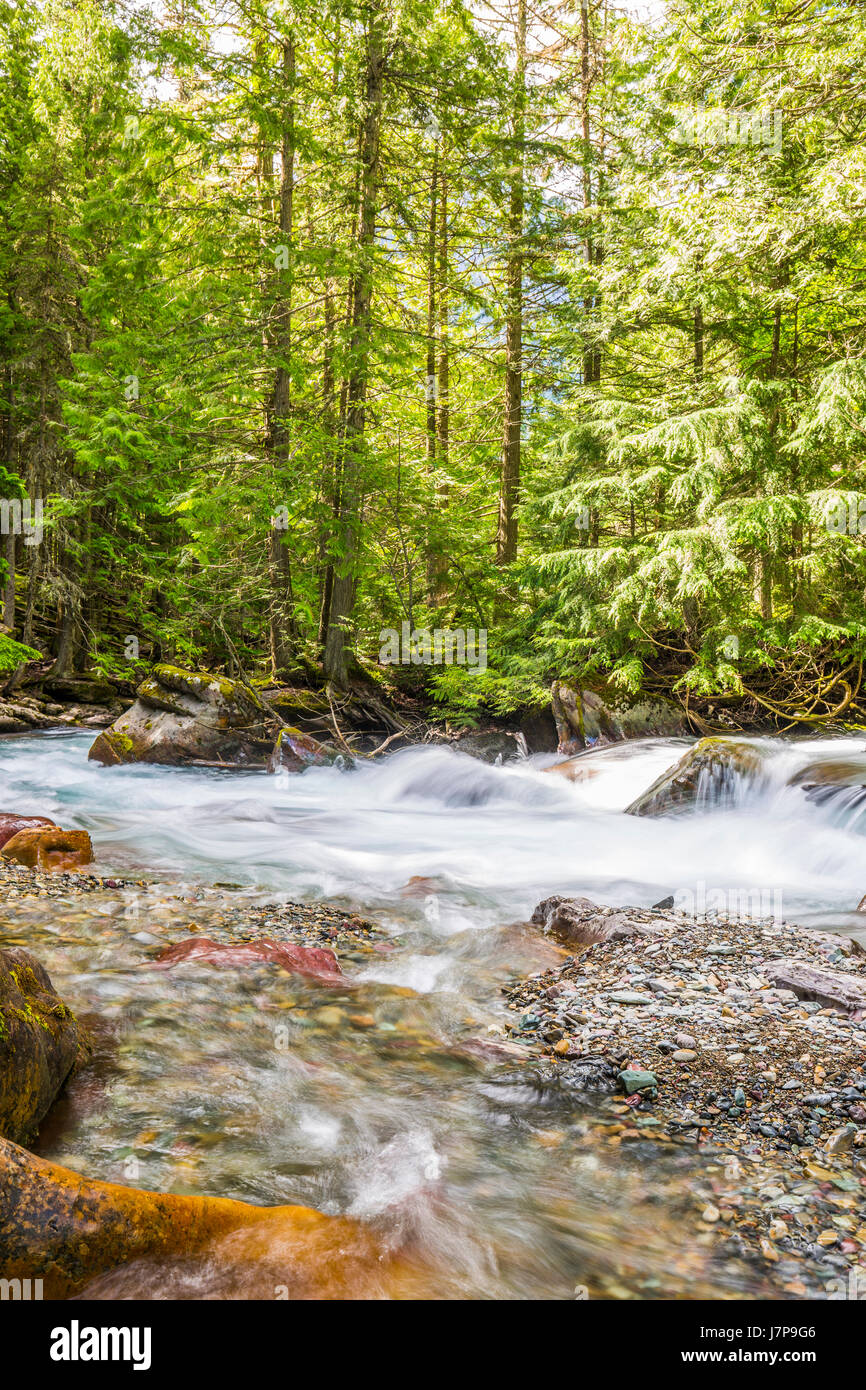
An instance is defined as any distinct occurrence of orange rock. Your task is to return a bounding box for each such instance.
[0,1136,429,1299]
[0,813,56,850]
[1,827,93,872]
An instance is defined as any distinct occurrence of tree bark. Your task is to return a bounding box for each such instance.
[496,0,526,566]
[323,5,386,686]
[265,34,298,677]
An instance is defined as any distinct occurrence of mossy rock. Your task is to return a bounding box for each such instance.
[0,948,91,1146]
[626,737,766,817]
[88,665,278,767]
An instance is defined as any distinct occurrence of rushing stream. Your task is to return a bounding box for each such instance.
[2,730,866,1298]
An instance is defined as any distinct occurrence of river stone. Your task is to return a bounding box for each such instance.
[530,895,611,948]
[763,959,866,1016]
[1,827,93,872]
[618,1069,658,1096]
[0,812,56,849]
[266,726,347,774]
[0,1136,418,1299]
[0,948,91,1145]
[88,665,278,767]
[151,936,346,985]
[626,737,766,817]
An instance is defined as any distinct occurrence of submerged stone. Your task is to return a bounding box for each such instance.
[0,948,91,1145]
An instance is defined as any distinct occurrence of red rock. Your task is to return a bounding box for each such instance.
[152,937,345,985]
[400,876,441,898]
[0,813,56,850]
[1,827,93,872]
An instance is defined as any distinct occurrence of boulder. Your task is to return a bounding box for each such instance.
[259,686,334,738]
[266,725,347,774]
[788,756,866,819]
[551,680,688,755]
[0,812,56,849]
[0,948,91,1145]
[43,676,118,705]
[88,665,277,767]
[151,936,346,985]
[530,895,657,947]
[1,827,93,871]
[625,737,765,817]
[531,895,613,948]
[0,1137,426,1298]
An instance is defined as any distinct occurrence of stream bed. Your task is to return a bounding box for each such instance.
[2,730,866,1299]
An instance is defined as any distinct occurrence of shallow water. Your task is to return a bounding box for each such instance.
[2,730,865,1298]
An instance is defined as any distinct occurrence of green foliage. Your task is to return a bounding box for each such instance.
[0,635,41,674]
[0,0,864,722]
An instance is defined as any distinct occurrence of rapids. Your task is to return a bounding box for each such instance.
[1,729,865,1298]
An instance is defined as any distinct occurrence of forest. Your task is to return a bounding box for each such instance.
[5,0,866,1316]
[1,0,866,729]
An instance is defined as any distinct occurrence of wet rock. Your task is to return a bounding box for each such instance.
[0,813,56,849]
[0,1137,422,1299]
[542,755,602,784]
[88,665,277,767]
[530,895,611,948]
[626,737,767,817]
[266,726,347,774]
[487,1055,621,1109]
[618,1069,658,1097]
[152,936,346,986]
[550,680,688,755]
[1,827,93,872]
[0,949,90,1145]
[0,700,51,729]
[400,876,442,898]
[444,729,527,764]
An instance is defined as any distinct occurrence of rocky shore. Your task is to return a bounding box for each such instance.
[498,898,866,1295]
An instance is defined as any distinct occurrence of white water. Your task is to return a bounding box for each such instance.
[2,731,865,933]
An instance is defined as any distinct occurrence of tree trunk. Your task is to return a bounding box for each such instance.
[425,144,439,593]
[266,34,298,677]
[323,6,386,686]
[496,0,526,566]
